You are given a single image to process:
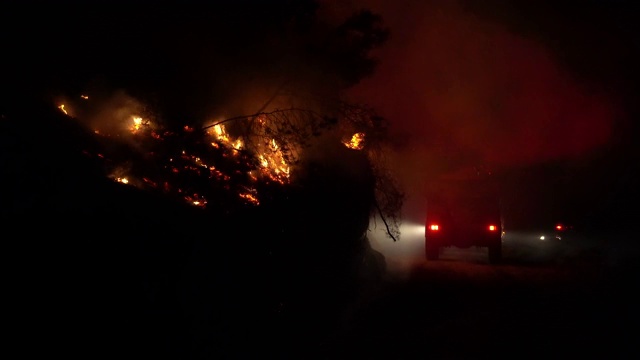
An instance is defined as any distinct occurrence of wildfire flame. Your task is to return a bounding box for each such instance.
[208,122,289,183]
[259,155,269,168]
[184,194,207,208]
[344,132,365,150]
[131,116,144,133]
[209,123,242,151]
[238,185,260,205]
[239,191,260,205]
[257,139,290,184]
[211,124,230,143]
[56,99,297,210]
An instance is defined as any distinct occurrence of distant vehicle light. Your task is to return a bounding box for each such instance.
[540,235,545,240]
[429,224,439,231]
[488,225,497,231]
[556,224,563,230]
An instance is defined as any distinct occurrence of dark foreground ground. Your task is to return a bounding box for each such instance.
[7,223,638,359]
[328,230,640,359]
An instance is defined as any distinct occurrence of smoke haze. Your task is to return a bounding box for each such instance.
[329,0,629,262]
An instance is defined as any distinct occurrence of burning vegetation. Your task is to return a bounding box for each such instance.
[27,1,403,239]
[53,94,401,233]
[1,4,409,357]
[344,132,365,150]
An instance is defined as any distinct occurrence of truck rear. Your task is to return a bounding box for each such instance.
[424,173,504,263]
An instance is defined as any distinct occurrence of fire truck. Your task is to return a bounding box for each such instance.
[424,167,504,264]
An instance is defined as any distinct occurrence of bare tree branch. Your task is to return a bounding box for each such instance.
[375,198,398,242]
[202,108,323,130]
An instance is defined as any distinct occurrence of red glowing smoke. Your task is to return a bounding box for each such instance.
[344,0,617,168]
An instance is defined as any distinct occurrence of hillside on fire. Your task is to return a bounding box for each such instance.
[1,91,391,356]
[1,1,401,357]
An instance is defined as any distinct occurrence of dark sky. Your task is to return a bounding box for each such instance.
[2,0,323,121]
[2,0,637,229]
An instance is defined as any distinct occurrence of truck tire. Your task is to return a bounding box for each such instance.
[426,243,440,260]
[488,243,502,264]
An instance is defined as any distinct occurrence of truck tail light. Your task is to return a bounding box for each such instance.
[488,225,497,231]
[429,224,439,231]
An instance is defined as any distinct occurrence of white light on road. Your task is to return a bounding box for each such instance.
[540,235,545,240]
[401,222,426,236]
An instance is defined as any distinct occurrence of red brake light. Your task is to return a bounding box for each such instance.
[556,224,563,230]
[429,224,439,231]
[488,225,497,231]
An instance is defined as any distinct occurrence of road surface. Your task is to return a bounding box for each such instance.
[321,229,639,359]
[10,224,637,359]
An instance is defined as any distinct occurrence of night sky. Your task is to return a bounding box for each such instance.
[2,0,638,230]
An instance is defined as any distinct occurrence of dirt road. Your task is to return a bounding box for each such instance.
[324,231,638,359]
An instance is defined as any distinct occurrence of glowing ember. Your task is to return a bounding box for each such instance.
[55,95,302,211]
[184,194,207,207]
[131,116,144,132]
[259,155,269,168]
[344,132,365,150]
[142,177,157,187]
[239,193,259,205]
[211,124,230,143]
[209,123,244,152]
[239,188,260,205]
[254,138,290,183]
[207,121,289,183]
[233,139,243,151]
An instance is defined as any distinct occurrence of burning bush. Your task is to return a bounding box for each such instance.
[1,2,402,355]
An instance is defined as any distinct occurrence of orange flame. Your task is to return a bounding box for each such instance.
[131,116,143,133]
[211,124,230,143]
[59,98,300,210]
[184,194,207,207]
[239,193,259,205]
[239,187,260,205]
[344,132,365,150]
